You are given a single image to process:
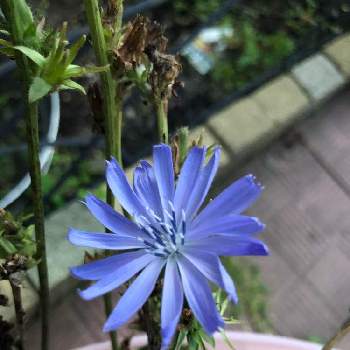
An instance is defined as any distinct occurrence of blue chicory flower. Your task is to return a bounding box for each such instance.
[68,144,268,349]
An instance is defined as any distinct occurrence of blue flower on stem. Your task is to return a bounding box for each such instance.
[68,144,268,349]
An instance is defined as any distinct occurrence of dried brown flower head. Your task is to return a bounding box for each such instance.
[112,15,182,99]
[115,15,167,70]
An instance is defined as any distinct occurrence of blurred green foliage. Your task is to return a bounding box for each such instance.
[226,258,272,333]
[211,21,295,91]
[173,0,349,93]
[41,149,104,209]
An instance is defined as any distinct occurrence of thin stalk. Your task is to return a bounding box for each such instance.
[155,97,169,144]
[0,1,50,349]
[142,298,161,350]
[84,0,123,165]
[322,317,350,350]
[24,102,50,350]
[9,279,25,350]
[84,1,123,349]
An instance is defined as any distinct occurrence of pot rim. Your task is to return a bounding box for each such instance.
[73,330,333,350]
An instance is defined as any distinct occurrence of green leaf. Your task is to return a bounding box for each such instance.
[63,64,109,79]
[14,45,46,67]
[63,64,83,78]
[66,35,86,66]
[0,47,15,57]
[0,39,13,48]
[174,329,188,350]
[0,29,10,36]
[188,337,199,350]
[0,236,17,255]
[14,0,34,26]
[29,77,52,102]
[12,0,35,41]
[199,329,215,348]
[59,79,86,94]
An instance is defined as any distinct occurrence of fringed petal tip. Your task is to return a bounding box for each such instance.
[246,174,264,191]
[259,241,270,256]
[251,216,266,232]
[106,156,119,168]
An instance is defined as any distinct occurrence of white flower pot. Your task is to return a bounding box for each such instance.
[73,331,334,350]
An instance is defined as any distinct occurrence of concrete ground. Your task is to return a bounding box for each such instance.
[25,88,350,349]
[243,87,350,348]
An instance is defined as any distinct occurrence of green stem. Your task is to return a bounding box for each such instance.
[9,279,25,350]
[84,1,123,349]
[155,97,169,144]
[0,1,50,349]
[142,298,161,350]
[322,317,350,350]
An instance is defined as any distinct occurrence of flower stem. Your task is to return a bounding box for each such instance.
[155,97,169,144]
[0,1,50,349]
[322,317,350,350]
[84,0,123,165]
[9,279,25,350]
[84,1,123,349]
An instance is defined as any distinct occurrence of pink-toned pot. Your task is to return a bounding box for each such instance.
[74,331,334,350]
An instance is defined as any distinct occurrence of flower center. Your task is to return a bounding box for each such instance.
[136,202,186,257]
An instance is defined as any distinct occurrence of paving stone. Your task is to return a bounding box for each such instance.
[324,34,350,76]
[263,203,331,275]
[189,126,231,168]
[0,279,38,321]
[269,278,340,340]
[28,201,103,295]
[253,75,309,127]
[207,97,273,156]
[292,54,345,101]
[301,89,350,191]
[338,336,350,349]
[248,248,298,299]
[307,240,350,319]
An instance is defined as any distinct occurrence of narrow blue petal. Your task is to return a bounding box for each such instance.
[85,194,146,238]
[185,147,221,221]
[174,147,205,221]
[188,215,265,239]
[161,258,184,350]
[187,235,269,256]
[70,250,146,280]
[133,161,163,217]
[153,144,175,214]
[106,158,147,217]
[218,260,238,304]
[192,175,263,228]
[79,253,156,300]
[103,258,165,332]
[177,255,224,334]
[182,248,238,303]
[68,228,145,250]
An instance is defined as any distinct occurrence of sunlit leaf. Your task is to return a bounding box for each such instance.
[0,236,17,255]
[14,45,46,66]
[60,79,86,94]
[174,329,188,350]
[66,35,86,66]
[29,77,52,102]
